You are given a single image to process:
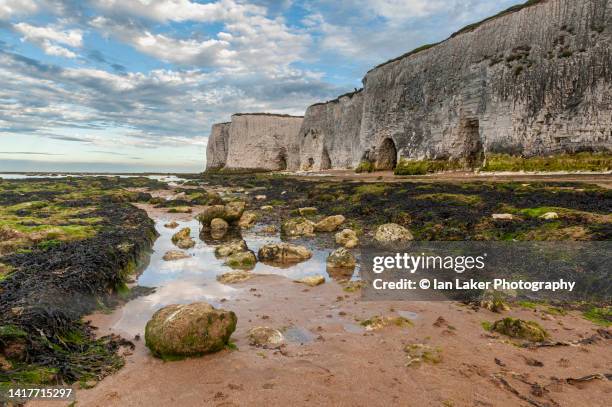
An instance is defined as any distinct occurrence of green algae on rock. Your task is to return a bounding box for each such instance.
[145,303,237,359]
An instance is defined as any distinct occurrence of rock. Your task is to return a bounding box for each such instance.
[335,228,359,248]
[258,243,312,264]
[326,248,356,269]
[492,213,514,221]
[260,205,274,211]
[540,212,559,220]
[0,355,11,371]
[168,206,192,214]
[164,221,179,229]
[198,205,226,224]
[255,195,267,201]
[298,207,318,216]
[162,250,190,261]
[224,201,246,222]
[225,251,257,270]
[238,211,257,228]
[281,217,315,238]
[247,327,284,347]
[490,318,549,342]
[361,316,413,331]
[215,240,248,258]
[171,228,195,249]
[145,302,237,357]
[314,215,346,232]
[404,344,442,366]
[261,225,277,234]
[210,218,229,240]
[217,270,254,284]
[295,275,325,287]
[374,223,413,243]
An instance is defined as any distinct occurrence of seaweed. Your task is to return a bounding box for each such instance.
[0,178,158,386]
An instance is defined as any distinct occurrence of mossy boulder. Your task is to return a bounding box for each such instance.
[145,302,237,358]
[326,247,356,270]
[490,318,549,342]
[314,215,346,232]
[247,327,284,347]
[404,343,442,366]
[335,228,359,248]
[198,205,226,225]
[281,217,315,238]
[298,207,318,216]
[374,223,413,243]
[217,270,254,284]
[225,251,257,270]
[238,211,257,228]
[164,221,179,229]
[224,201,246,222]
[171,228,195,249]
[162,250,190,261]
[214,240,248,258]
[210,218,229,239]
[295,275,325,287]
[258,243,312,264]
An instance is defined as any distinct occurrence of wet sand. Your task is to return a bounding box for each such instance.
[30,183,612,407]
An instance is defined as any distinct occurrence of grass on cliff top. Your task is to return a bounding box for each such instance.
[481,152,612,172]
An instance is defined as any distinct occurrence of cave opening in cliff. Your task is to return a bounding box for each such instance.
[321,148,331,170]
[460,118,484,168]
[277,148,288,170]
[375,138,398,170]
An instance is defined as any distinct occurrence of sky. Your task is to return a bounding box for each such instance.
[0,0,520,173]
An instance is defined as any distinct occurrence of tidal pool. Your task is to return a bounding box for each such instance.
[112,217,359,337]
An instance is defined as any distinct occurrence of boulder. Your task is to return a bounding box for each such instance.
[255,195,267,201]
[314,215,346,232]
[490,318,549,342]
[281,217,315,238]
[258,243,312,264]
[164,221,179,229]
[198,205,226,224]
[211,218,229,232]
[298,207,318,216]
[171,228,195,249]
[162,250,190,261]
[224,201,246,222]
[492,213,514,221]
[238,211,257,228]
[225,251,257,270]
[214,240,248,258]
[326,248,356,269]
[145,302,237,358]
[247,327,284,347]
[261,225,277,234]
[217,270,254,284]
[335,229,359,248]
[374,223,413,243]
[295,275,325,287]
[540,212,559,220]
[260,205,274,211]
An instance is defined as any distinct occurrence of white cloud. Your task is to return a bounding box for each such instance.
[13,22,83,58]
[0,0,38,20]
[14,22,83,47]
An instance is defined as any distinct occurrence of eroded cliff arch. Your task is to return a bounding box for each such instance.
[375,138,398,170]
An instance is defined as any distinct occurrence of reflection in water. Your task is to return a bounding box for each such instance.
[113,217,360,337]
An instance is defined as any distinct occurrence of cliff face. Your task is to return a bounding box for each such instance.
[206,0,611,172]
[205,122,230,170]
[223,114,303,171]
[292,91,364,171]
[358,0,611,166]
